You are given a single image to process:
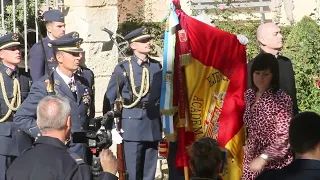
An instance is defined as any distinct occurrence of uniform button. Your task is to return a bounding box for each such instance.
[129,117,131,119]
[81,127,83,130]
[79,116,81,118]
[37,133,41,137]
[17,129,21,132]
[35,137,38,141]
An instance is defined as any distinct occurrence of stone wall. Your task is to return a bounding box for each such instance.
[63,0,119,114]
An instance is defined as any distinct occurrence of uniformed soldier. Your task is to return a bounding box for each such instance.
[59,31,95,115]
[0,33,33,180]
[29,9,66,82]
[103,27,162,180]
[7,95,118,180]
[13,37,94,163]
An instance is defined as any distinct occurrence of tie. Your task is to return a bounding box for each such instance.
[68,79,77,100]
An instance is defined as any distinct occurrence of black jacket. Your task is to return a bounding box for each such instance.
[6,136,118,180]
[256,159,320,180]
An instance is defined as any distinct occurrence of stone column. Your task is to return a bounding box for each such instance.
[63,0,119,114]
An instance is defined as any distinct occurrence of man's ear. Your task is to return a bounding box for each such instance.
[55,51,63,64]
[46,23,52,33]
[66,116,72,130]
[36,119,41,131]
[130,42,136,50]
[0,50,3,59]
[258,36,267,46]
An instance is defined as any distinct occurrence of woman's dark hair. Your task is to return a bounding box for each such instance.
[187,137,222,179]
[250,53,280,93]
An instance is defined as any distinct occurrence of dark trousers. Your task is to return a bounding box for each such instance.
[124,141,159,180]
[168,142,185,180]
[0,155,16,180]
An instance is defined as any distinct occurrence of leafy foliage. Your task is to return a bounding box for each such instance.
[282,16,320,114]
[1,0,45,34]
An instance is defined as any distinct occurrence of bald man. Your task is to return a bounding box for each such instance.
[247,23,299,115]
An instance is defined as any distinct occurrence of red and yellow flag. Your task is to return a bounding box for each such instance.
[172,1,247,179]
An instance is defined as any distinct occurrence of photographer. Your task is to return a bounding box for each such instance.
[6,95,118,180]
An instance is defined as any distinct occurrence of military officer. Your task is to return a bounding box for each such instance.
[14,37,94,163]
[29,9,66,82]
[59,31,95,114]
[103,27,162,180]
[0,33,33,180]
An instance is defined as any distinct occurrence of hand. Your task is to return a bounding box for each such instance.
[111,128,123,144]
[100,149,118,175]
[237,34,249,45]
[250,157,267,172]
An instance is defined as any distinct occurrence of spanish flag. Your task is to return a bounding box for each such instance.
[172,1,247,179]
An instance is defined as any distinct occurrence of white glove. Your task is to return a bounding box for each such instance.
[237,34,249,45]
[111,129,123,144]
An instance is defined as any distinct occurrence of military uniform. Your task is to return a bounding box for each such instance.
[6,136,118,180]
[0,33,33,180]
[104,27,162,180]
[13,37,94,163]
[247,52,299,115]
[29,11,95,92]
[29,10,63,82]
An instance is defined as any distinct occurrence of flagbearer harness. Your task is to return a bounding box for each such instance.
[0,72,21,122]
[119,58,150,109]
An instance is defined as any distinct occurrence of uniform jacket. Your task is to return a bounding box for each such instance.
[6,136,118,180]
[13,70,94,159]
[104,56,162,142]
[0,63,33,156]
[256,159,320,180]
[29,36,57,82]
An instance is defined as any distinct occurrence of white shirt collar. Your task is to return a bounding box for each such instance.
[56,67,75,85]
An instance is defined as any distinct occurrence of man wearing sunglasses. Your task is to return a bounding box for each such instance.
[14,37,94,163]
[103,27,162,180]
[0,33,33,180]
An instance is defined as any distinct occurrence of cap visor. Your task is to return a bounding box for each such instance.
[0,42,21,50]
[62,48,84,53]
[131,35,153,42]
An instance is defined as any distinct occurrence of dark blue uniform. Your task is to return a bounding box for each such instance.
[13,70,94,162]
[29,36,57,81]
[6,136,118,180]
[105,55,162,180]
[0,33,33,180]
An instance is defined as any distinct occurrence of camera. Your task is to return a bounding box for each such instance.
[72,110,121,178]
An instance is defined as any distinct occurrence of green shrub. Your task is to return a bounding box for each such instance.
[282,16,320,114]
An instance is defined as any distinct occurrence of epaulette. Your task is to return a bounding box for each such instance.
[68,152,85,165]
[21,147,32,155]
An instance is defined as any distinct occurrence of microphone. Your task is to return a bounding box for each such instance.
[100,26,114,37]
[106,110,121,118]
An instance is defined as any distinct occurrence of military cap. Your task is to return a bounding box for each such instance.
[124,27,153,43]
[48,37,84,53]
[0,33,21,50]
[43,9,64,22]
[60,31,79,39]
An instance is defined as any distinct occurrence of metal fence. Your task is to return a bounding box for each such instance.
[0,0,63,71]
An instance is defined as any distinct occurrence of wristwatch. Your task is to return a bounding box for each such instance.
[260,154,269,160]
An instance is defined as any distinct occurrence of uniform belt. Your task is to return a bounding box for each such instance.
[123,98,148,109]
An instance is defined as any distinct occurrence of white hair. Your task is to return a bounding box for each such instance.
[36,95,71,132]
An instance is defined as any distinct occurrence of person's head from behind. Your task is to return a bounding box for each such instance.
[36,95,71,141]
[257,23,283,54]
[187,137,222,179]
[43,10,66,40]
[250,53,280,93]
[289,112,320,159]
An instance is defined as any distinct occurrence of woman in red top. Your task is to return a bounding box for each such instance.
[242,53,293,180]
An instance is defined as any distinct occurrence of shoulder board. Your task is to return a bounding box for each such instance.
[68,152,85,165]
